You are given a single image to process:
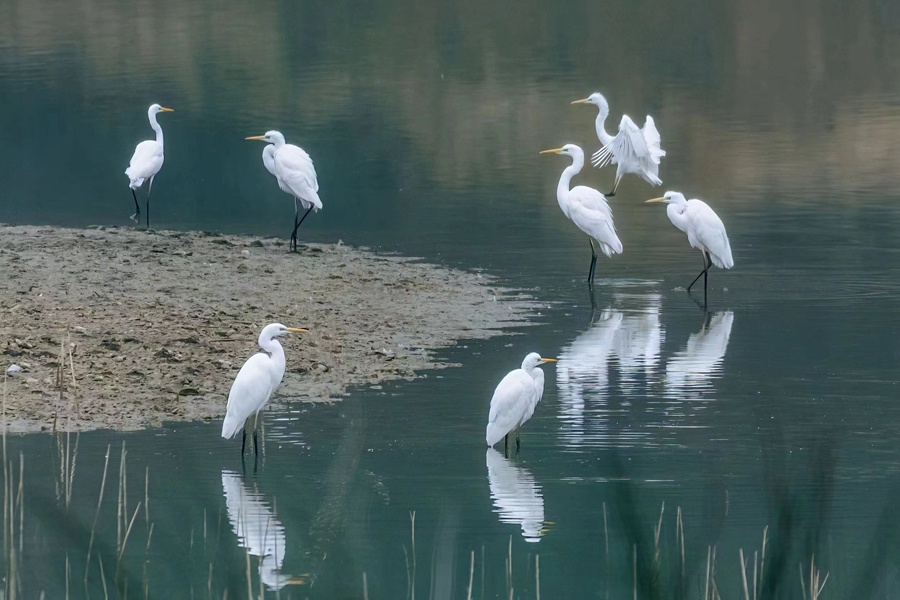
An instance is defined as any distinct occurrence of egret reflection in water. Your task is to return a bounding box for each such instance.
[665,311,735,398]
[556,295,664,448]
[221,470,306,591]
[485,449,545,542]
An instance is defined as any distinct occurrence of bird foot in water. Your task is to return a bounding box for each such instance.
[129,213,140,223]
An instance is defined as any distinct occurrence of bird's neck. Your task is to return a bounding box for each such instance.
[149,113,164,147]
[557,157,583,211]
[666,202,689,230]
[260,338,285,365]
[594,108,614,147]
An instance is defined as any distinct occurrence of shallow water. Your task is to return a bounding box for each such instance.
[3,0,900,597]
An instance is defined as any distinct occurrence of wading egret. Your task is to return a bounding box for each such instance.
[540,144,623,285]
[246,131,322,252]
[486,352,557,455]
[221,323,308,457]
[645,192,734,299]
[572,93,665,196]
[125,104,173,228]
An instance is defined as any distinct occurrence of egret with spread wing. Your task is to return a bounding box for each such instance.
[125,104,173,228]
[246,131,322,252]
[645,191,733,300]
[572,93,665,196]
[222,323,308,458]
[540,144,623,285]
[486,352,557,455]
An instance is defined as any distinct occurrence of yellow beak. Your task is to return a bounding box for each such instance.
[540,148,564,155]
[645,197,666,203]
[245,135,267,141]
[571,98,590,104]
[539,358,557,363]
[286,327,309,333]
[159,107,174,112]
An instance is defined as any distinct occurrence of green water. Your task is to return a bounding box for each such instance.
[3,0,900,597]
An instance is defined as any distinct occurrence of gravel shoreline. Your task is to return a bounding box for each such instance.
[0,224,537,432]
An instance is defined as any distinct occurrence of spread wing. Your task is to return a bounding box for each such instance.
[642,116,665,163]
[486,370,537,447]
[591,115,649,169]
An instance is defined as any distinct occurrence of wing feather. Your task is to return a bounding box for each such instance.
[222,353,276,439]
[275,144,322,210]
[125,140,164,186]
[486,370,537,447]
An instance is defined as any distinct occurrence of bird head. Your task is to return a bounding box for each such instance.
[645,191,687,205]
[522,352,557,370]
[539,144,583,159]
[245,130,286,145]
[260,323,308,344]
[571,92,609,114]
[148,104,174,115]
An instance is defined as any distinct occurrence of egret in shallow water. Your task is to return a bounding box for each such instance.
[540,144,623,285]
[645,191,734,299]
[222,323,308,457]
[125,103,173,228]
[486,352,557,455]
[572,93,665,196]
[246,131,322,252]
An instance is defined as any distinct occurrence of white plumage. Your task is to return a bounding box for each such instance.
[485,449,546,542]
[221,323,308,455]
[646,191,734,295]
[540,144,623,284]
[486,352,557,452]
[665,312,734,396]
[572,93,665,195]
[124,103,173,228]
[247,130,321,252]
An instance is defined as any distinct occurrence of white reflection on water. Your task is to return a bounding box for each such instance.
[221,470,304,591]
[556,294,664,448]
[665,312,734,398]
[485,449,545,542]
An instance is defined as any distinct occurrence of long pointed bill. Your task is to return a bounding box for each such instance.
[644,197,667,203]
[245,135,267,141]
[539,358,557,363]
[571,98,590,104]
[539,148,564,155]
[159,107,174,112]
[286,327,309,333]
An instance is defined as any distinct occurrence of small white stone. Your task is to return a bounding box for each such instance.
[6,364,22,375]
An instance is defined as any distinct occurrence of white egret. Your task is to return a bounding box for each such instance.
[645,191,734,298]
[486,352,557,455]
[246,131,322,252]
[221,323,308,457]
[665,312,734,398]
[124,103,174,228]
[540,144,623,285]
[572,93,665,196]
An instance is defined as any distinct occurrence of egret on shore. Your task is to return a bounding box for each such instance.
[222,323,308,458]
[572,93,665,196]
[645,191,733,299]
[486,352,557,455]
[540,144,623,285]
[246,131,322,252]
[125,104,174,228]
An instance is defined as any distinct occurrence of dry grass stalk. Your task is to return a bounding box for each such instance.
[466,550,475,600]
[800,554,829,600]
[84,444,111,583]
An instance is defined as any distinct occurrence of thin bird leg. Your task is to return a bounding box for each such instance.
[130,189,140,222]
[515,430,520,453]
[687,251,709,292]
[290,203,315,252]
[146,176,154,229]
[605,174,621,197]
[241,429,247,455]
[290,198,300,252]
[503,434,509,458]
[587,239,598,285]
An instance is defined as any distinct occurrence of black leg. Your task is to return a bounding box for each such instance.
[241,429,247,455]
[587,239,598,285]
[253,430,259,457]
[290,203,299,252]
[146,198,150,229]
[290,204,314,252]
[503,434,509,458]
[687,251,709,292]
[515,430,520,452]
[131,189,140,222]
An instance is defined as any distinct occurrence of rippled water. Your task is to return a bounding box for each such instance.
[3,0,900,597]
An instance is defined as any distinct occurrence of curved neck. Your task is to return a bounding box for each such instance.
[148,111,164,147]
[259,337,285,362]
[557,154,584,210]
[594,106,613,146]
[270,138,285,151]
[667,202,689,230]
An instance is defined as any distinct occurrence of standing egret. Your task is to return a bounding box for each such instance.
[246,131,322,252]
[645,191,734,299]
[540,144,623,285]
[222,323,308,458]
[572,93,665,196]
[486,352,557,455]
[125,103,174,228]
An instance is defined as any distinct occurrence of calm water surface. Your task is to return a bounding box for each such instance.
[3,0,900,597]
